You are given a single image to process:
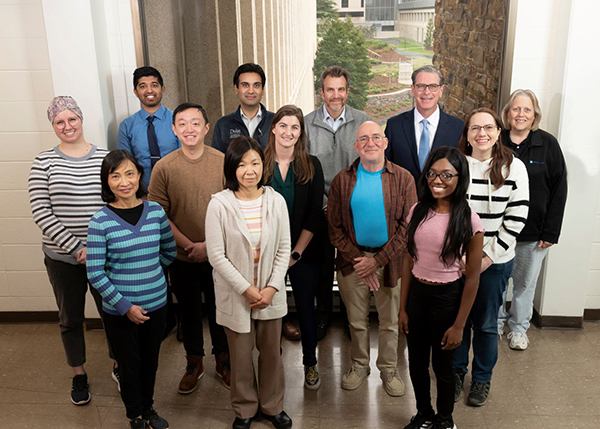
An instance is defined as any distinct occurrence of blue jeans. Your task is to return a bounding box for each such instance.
[454,259,514,383]
[288,258,320,366]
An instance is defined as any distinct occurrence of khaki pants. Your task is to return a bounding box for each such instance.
[337,265,400,372]
[224,318,284,418]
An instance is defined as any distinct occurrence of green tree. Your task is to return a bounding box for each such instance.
[317,0,338,37]
[423,18,434,51]
[313,16,373,110]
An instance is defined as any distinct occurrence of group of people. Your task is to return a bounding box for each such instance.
[28,61,567,429]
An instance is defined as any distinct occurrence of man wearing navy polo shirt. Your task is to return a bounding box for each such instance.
[118,66,180,190]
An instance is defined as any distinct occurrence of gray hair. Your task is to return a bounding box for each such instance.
[411,65,445,86]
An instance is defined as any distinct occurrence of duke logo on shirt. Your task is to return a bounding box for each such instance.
[229,128,242,139]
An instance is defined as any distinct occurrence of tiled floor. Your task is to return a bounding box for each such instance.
[1,316,600,428]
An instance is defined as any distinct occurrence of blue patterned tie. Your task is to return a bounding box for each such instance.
[418,119,430,170]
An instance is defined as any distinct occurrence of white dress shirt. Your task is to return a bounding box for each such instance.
[241,107,263,138]
[413,106,440,155]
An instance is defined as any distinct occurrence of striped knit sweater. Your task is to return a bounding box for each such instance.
[86,201,176,316]
[28,145,108,264]
[466,155,529,264]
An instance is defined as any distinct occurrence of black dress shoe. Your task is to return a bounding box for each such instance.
[232,416,253,429]
[262,411,292,429]
[316,320,330,342]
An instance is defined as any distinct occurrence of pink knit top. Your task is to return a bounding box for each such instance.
[407,204,484,283]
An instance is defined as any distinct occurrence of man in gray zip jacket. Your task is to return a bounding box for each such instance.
[305,65,370,340]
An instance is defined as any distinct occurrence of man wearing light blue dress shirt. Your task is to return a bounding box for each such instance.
[117,66,180,190]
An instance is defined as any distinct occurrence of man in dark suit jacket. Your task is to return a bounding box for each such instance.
[385,65,463,182]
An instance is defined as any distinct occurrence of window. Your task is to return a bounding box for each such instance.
[342,0,348,8]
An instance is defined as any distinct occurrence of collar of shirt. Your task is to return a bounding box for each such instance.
[138,104,167,121]
[322,104,346,132]
[240,106,263,137]
[414,105,440,153]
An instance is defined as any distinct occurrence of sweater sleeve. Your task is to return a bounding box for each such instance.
[205,199,253,295]
[541,136,568,243]
[147,163,171,216]
[157,207,177,266]
[28,155,83,255]
[484,159,530,262]
[266,195,292,292]
[86,213,132,316]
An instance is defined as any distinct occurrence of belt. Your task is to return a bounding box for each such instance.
[358,245,382,253]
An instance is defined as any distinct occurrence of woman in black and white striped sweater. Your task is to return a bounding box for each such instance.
[28,96,113,406]
[453,108,529,407]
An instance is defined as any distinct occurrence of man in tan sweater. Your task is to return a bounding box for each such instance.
[148,102,230,394]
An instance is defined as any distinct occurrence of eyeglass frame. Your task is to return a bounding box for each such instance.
[424,171,459,182]
[413,83,442,93]
[468,124,500,133]
[355,134,385,145]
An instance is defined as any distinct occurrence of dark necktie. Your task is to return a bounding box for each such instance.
[147,116,160,169]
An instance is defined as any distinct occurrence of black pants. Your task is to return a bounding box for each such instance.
[103,305,167,419]
[168,260,228,356]
[407,277,463,419]
[44,255,114,366]
[288,259,320,366]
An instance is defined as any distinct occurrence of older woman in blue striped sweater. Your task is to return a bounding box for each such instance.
[87,150,176,429]
[454,108,529,408]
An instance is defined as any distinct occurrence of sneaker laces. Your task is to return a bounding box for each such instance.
[471,381,489,395]
[384,369,400,382]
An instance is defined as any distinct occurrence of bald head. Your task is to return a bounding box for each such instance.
[354,121,388,172]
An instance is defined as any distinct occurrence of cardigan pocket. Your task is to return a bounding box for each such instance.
[215,285,234,316]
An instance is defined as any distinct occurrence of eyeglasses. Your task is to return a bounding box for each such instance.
[414,84,441,92]
[425,171,459,182]
[468,125,499,133]
[356,135,384,144]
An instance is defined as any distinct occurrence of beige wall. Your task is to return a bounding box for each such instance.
[396,8,434,42]
[0,0,56,311]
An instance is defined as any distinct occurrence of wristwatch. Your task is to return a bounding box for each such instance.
[291,251,302,261]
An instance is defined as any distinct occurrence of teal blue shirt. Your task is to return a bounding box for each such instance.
[350,163,388,247]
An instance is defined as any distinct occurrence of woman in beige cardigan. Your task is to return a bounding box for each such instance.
[206,137,292,429]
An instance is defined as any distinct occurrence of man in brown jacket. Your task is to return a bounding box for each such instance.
[148,103,230,393]
[328,121,417,397]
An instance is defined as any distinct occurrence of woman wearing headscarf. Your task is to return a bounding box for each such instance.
[28,96,112,405]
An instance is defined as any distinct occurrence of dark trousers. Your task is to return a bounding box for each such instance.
[103,305,167,419]
[407,277,463,419]
[44,255,114,366]
[288,259,320,366]
[316,231,336,323]
[168,259,228,356]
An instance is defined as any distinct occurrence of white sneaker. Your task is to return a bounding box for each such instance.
[507,331,529,350]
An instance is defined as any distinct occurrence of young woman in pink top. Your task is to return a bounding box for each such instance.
[399,146,484,429]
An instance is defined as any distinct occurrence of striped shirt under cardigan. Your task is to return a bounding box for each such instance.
[466,155,529,264]
[86,201,176,316]
[28,145,108,264]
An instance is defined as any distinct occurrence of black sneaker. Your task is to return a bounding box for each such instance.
[316,320,330,342]
[454,372,464,402]
[143,407,169,429]
[432,415,457,429]
[403,411,434,429]
[130,418,145,429]
[112,363,121,392]
[71,374,91,405]
[467,381,490,406]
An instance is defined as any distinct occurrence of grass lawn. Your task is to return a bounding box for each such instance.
[391,37,434,56]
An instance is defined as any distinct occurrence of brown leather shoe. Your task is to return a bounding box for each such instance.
[215,352,231,389]
[178,355,204,394]
[282,321,301,341]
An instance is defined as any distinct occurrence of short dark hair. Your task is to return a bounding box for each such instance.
[172,102,209,125]
[100,150,147,203]
[224,137,265,191]
[233,63,266,88]
[133,66,164,88]
[320,66,350,90]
